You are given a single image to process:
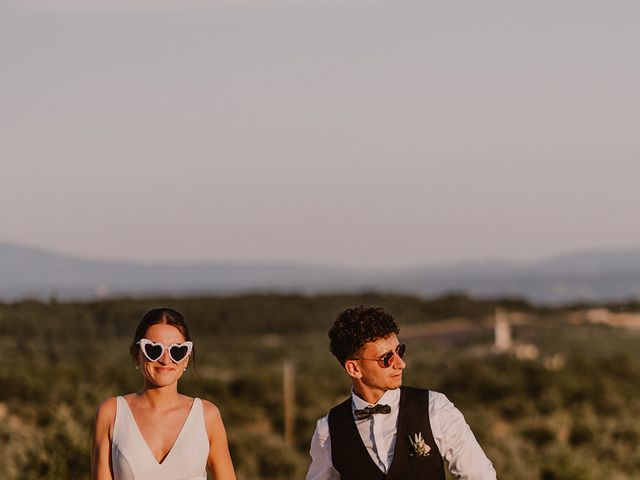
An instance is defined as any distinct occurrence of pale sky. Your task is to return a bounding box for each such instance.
[2,0,639,268]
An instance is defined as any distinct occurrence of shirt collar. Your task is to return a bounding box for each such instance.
[351,387,401,411]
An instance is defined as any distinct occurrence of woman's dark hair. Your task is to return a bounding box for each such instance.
[329,305,399,366]
[130,307,197,370]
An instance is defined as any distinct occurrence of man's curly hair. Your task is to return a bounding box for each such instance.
[329,305,399,366]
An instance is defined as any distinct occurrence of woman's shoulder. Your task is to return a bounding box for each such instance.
[175,394,219,418]
[198,399,229,442]
[198,398,225,432]
[95,396,118,417]
[93,396,119,439]
[200,398,222,419]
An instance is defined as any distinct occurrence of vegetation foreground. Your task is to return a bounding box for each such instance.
[1,293,640,479]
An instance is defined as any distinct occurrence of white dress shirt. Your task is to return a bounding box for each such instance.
[306,388,497,480]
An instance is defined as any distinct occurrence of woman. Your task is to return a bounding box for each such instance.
[92,308,236,480]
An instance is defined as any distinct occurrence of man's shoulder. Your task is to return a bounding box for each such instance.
[425,389,453,407]
[399,387,456,417]
[402,386,449,403]
[328,395,352,413]
[400,385,434,404]
[400,385,429,395]
[312,413,331,443]
[316,413,329,427]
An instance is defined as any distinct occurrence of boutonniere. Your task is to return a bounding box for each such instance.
[409,432,431,457]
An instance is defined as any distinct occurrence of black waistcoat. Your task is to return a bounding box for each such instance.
[328,386,445,480]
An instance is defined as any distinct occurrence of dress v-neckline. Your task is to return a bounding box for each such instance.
[121,396,197,466]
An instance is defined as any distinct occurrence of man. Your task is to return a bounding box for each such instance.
[306,306,497,480]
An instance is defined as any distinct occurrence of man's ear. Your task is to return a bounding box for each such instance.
[344,360,362,379]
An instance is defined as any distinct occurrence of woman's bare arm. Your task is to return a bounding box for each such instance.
[203,400,237,480]
[92,397,116,480]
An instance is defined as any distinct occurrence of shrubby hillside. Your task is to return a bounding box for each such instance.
[1,293,639,479]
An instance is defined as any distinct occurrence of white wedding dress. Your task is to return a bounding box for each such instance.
[111,396,209,480]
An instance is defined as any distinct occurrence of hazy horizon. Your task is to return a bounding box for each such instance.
[3,0,639,269]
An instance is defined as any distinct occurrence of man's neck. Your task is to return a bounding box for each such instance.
[352,384,387,405]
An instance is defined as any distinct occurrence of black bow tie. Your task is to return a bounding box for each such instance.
[354,404,391,420]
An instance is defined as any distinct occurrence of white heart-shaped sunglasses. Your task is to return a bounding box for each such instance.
[137,338,193,363]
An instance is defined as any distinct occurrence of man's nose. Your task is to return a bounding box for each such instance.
[392,352,405,369]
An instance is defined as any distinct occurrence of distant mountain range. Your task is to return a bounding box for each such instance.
[2,241,640,304]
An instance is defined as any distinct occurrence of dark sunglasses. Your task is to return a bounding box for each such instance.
[352,343,406,368]
[137,338,193,363]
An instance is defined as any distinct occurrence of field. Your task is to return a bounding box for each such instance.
[2,293,640,479]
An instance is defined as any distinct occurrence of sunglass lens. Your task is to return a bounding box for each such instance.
[143,343,163,361]
[383,344,406,367]
[382,351,394,367]
[170,345,189,362]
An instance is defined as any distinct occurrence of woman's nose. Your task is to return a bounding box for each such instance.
[158,349,171,364]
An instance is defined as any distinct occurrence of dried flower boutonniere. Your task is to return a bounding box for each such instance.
[409,432,431,457]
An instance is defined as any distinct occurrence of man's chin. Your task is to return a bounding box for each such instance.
[390,376,403,388]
